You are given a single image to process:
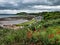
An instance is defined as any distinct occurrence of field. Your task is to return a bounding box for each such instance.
[0,12,60,45]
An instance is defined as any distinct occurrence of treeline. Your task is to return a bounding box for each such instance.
[16,11,60,20]
[16,12,41,15]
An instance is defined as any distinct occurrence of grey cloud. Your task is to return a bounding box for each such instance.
[0,0,60,10]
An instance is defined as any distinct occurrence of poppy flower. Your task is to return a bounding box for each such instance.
[27,31,32,39]
[48,34,54,39]
[56,31,60,34]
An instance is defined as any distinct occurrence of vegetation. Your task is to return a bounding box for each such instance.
[41,11,60,20]
[16,12,41,16]
[0,11,60,45]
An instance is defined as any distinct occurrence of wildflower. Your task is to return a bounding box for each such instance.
[48,34,54,39]
[27,30,32,39]
[56,31,60,34]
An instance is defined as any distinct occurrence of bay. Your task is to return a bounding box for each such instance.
[0,14,28,25]
[0,14,18,18]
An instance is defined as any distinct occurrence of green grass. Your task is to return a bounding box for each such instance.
[0,25,60,45]
[0,12,60,45]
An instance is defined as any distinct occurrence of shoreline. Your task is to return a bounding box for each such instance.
[0,15,35,21]
[0,16,30,25]
[0,17,29,29]
[0,15,35,25]
[0,15,36,29]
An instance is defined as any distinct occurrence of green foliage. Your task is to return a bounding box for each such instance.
[16,12,41,16]
[17,12,27,15]
[0,11,60,45]
[41,12,60,20]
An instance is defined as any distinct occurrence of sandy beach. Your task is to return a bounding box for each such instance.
[0,17,29,29]
[0,15,35,29]
[0,17,29,25]
[0,19,28,25]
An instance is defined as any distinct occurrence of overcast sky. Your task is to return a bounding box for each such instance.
[0,0,60,14]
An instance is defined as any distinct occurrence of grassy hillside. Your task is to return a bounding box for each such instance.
[0,11,60,45]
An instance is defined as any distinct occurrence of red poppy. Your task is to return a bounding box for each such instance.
[27,31,32,39]
[48,34,54,39]
[30,43,34,45]
[56,31,60,34]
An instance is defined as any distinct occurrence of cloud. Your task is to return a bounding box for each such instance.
[0,10,39,14]
[0,10,18,14]
[0,9,60,14]
[0,0,60,10]
[22,0,58,5]
[0,0,60,14]
[32,5,60,10]
[0,0,6,3]
[0,10,49,14]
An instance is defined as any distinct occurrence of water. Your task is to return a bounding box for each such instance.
[0,14,29,25]
[0,14,18,18]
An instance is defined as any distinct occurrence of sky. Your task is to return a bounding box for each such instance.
[0,0,60,14]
